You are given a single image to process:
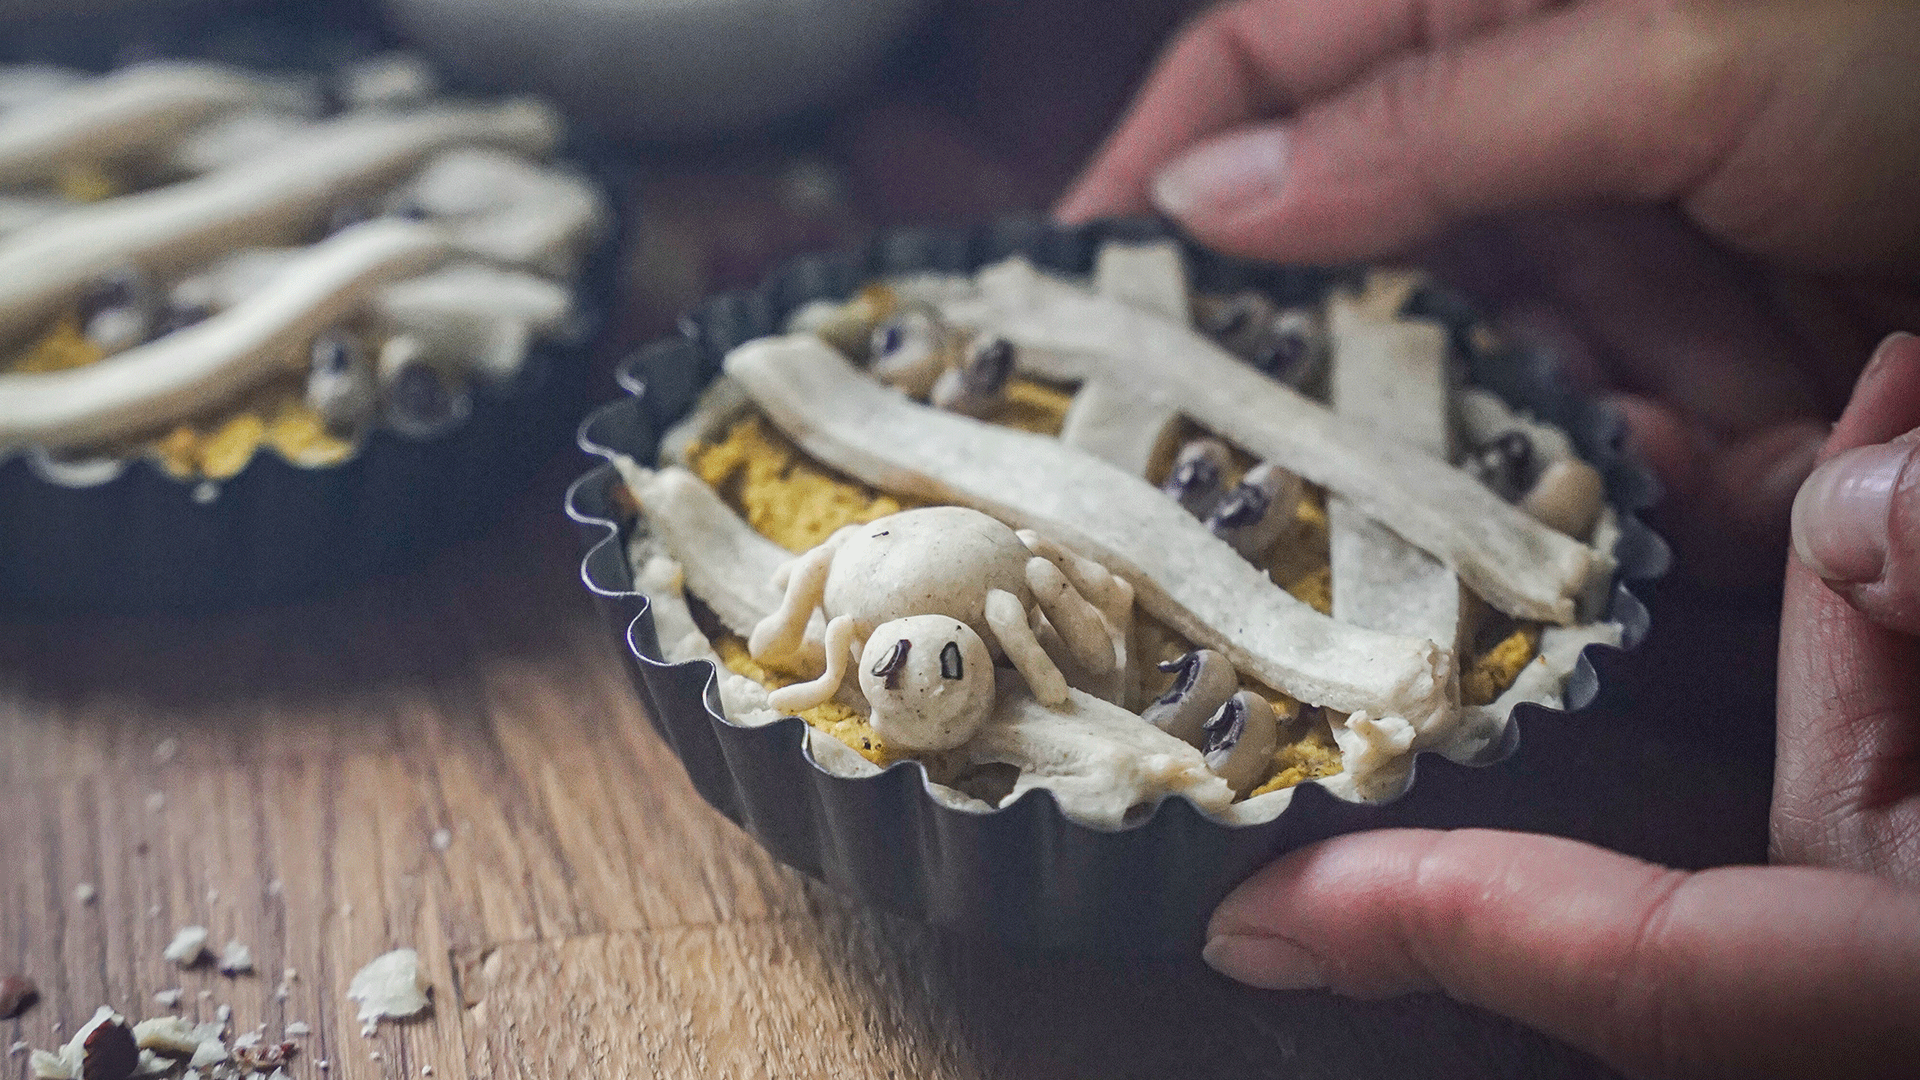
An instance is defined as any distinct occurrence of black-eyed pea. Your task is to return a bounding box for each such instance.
[930,335,1014,419]
[868,306,955,398]
[1160,437,1232,519]
[1203,690,1279,797]
[1205,461,1303,560]
[305,329,375,432]
[1140,648,1237,747]
[1467,430,1534,502]
[1520,458,1605,540]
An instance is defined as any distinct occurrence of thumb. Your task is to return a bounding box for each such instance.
[1206,829,1920,1080]
[1790,332,1920,635]
[1148,4,1774,263]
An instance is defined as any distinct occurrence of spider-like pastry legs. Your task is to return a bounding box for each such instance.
[767,615,861,713]
[984,588,1069,706]
[749,529,848,666]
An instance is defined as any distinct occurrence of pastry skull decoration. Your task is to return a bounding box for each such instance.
[747,505,1133,749]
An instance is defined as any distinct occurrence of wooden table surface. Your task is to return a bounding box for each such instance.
[0,8,1784,1070]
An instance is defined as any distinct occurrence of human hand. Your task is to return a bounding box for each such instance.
[1198,333,1920,1080]
[1055,0,1920,586]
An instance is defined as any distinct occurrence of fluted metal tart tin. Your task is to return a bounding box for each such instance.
[568,217,1670,956]
[0,21,625,613]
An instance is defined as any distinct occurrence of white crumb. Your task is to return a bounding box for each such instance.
[347,948,431,1034]
[8,1042,27,1056]
[73,883,95,905]
[204,888,218,905]
[230,1032,259,1052]
[28,1048,69,1079]
[368,1051,381,1062]
[146,792,165,813]
[132,1016,200,1056]
[187,1038,226,1070]
[196,990,212,1001]
[282,1023,309,1038]
[153,738,180,764]
[316,1061,329,1071]
[152,989,182,1008]
[265,880,283,898]
[217,940,253,976]
[429,829,452,852]
[163,925,210,966]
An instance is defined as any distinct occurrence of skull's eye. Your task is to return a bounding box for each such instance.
[939,641,964,680]
[871,639,911,688]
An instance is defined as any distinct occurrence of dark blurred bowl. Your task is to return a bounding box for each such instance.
[381,0,936,137]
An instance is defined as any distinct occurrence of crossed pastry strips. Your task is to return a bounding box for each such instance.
[622,245,1624,822]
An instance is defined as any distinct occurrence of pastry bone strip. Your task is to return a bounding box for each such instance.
[390,148,609,278]
[1056,242,1185,475]
[958,679,1236,829]
[0,99,559,344]
[938,258,1605,623]
[0,220,451,451]
[1326,290,1468,658]
[1091,240,1188,322]
[724,334,1455,732]
[0,194,67,238]
[612,460,791,639]
[628,545,787,728]
[374,263,574,383]
[0,62,283,185]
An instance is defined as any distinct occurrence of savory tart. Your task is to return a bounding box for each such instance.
[0,54,608,487]
[612,240,1624,828]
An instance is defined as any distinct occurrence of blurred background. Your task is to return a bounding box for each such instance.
[0,0,1208,356]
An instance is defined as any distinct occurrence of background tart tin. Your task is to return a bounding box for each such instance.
[0,6,626,612]
[567,216,1671,956]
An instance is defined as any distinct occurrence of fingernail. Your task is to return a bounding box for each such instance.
[1201,933,1328,991]
[1868,331,1918,374]
[1792,441,1915,582]
[1151,125,1291,220]
[1759,427,1827,517]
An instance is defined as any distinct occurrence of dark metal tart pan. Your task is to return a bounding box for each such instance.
[567,216,1670,956]
[0,15,626,613]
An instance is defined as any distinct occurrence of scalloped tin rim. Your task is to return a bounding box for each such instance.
[566,216,1670,954]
